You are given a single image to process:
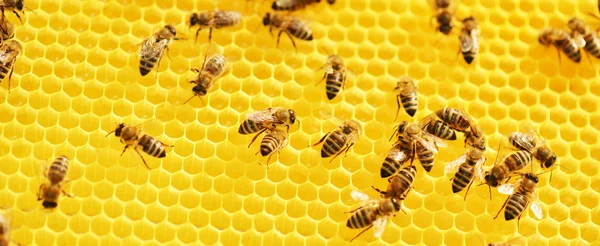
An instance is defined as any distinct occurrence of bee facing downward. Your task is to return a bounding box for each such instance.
[256,128,289,168]
[138,25,180,76]
[459,16,479,64]
[184,53,229,104]
[445,144,486,200]
[495,172,544,224]
[538,28,581,63]
[38,155,74,209]
[106,122,174,169]
[394,76,418,119]
[262,12,313,50]
[0,40,21,92]
[311,114,361,163]
[317,53,348,100]
[189,10,241,43]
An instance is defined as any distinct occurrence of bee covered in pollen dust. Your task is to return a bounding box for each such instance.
[310,113,361,163]
[494,172,544,224]
[238,107,297,147]
[345,190,402,242]
[189,10,242,43]
[394,76,418,119]
[262,12,313,50]
[538,27,581,63]
[37,155,74,209]
[138,25,180,77]
[0,39,20,92]
[459,16,479,64]
[184,52,229,104]
[106,122,174,169]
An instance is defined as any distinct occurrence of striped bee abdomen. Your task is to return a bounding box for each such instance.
[139,56,158,76]
[288,20,313,41]
[583,34,600,58]
[139,135,166,158]
[321,131,346,158]
[48,155,69,185]
[504,150,532,172]
[425,120,456,140]
[505,193,528,221]
[325,71,344,100]
[346,208,375,229]
[0,62,11,81]
[452,164,474,193]
[260,134,283,157]
[416,142,434,172]
[400,91,418,117]
[557,39,581,63]
[238,120,264,134]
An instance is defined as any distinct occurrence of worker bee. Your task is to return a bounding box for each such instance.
[393,121,447,172]
[373,166,417,200]
[464,124,486,150]
[271,0,326,11]
[423,119,457,141]
[422,107,484,149]
[509,131,556,171]
[37,155,73,209]
[494,173,543,224]
[256,128,289,168]
[311,114,361,163]
[538,28,581,63]
[0,40,21,92]
[238,107,297,146]
[483,150,533,190]
[184,53,229,104]
[0,18,14,43]
[106,122,174,169]
[189,10,241,43]
[459,16,479,64]
[262,12,313,50]
[0,0,26,24]
[445,145,486,200]
[430,0,456,35]
[0,214,10,246]
[346,190,402,242]
[317,53,348,100]
[567,17,600,59]
[138,25,179,76]
[379,143,413,178]
[394,76,418,119]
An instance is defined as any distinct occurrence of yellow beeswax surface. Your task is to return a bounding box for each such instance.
[0,0,599,245]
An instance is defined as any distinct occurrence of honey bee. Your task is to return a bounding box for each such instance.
[138,25,179,76]
[430,0,456,35]
[37,156,73,209]
[509,131,556,172]
[445,145,486,200]
[311,115,361,163]
[422,107,484,149]
[238,107,297,146]
[0,0,25,24]
[106,122,174,169]
[184,53,228,104]
[262,12,313,50]
[393,121,447,172]
[0,18,14,43]
[256,128,289,168]
[0,40,21,92]
[317,53,348,100]
[494,173,543,224]
[538,28,581,63]
[459,16,479,64]
[423,119,457,141]
[394,76,418,119]
[0,214,10,246]
[346,190,402,242]
[271,0,324,11]
[189,10,242,43]
[483,150,533,190]
[379,143,413,178]
[567,17,600,59]
[464,124,486,150]
[373,166,417,200]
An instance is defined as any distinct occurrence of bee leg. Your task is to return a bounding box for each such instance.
[6,62,14,92]
[350,224,373,243]
[284,31,298,53]
[344,205,364,214]
[61,189,75,198]
[463,179,474,201]
[371,185,386,196]
[310,132,330,147]
[316,72,326,86]
[194,27,202,43]
[208,27,213,43]
[493,198,510,220]
[13,10,22,25]
[329,143,353,163]
[248,128,269,148]
[120,145,130,157]
[394,95,402,122]
[343,143,354,157]
[409,142,417,166]
[37,184,46,201]
[134,148,152,170]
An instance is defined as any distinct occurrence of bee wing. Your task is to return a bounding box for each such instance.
[421,131,448,149]
[247,108,280,122]
[530,201,543,219]
[459,32,474,52]
[319,111,345,125]
[351,190,371,203]
[475,157,487,181]
[372,216,388,238]
[387,145,410,162]
[572,33,586,48]
[497,183,516,195]
[511,132,536,153]
[445,153,466,174]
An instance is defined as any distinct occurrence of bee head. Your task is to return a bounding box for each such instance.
[484,173,498,187]
[192,85,207,96]
[439,24,452,35]
[42,201,58,209]
[288,109,296,125]
[542,152,557,169]
[524,173,539,183]
[327,0,335,4]
[16,0,23,11]
[262,13,271,26]
[114,123,126,137]
[189,13,199,26]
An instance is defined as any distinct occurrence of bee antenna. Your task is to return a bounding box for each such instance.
[388,124,399,142]
[182,95,197,105]
[24,5,37,15]
[104,122,120,137]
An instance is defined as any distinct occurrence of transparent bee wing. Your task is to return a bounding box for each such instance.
[420,131,447,149]
[497,183,516,195]
[510,132,536,153]
[459,32,474,52]
[319,110,345,125]
[445,153,466,174]
[530,201,543,219]
[351,190,371,202]
[247,108,280,122]
[475,157,486,181]
[372,216,388,238]
[387,146,409,162]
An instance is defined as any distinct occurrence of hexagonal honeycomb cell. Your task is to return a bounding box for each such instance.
[0,0,598,245]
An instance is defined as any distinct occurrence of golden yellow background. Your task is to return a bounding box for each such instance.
[0,0,598,245]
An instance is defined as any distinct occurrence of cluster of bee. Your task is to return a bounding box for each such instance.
[430,0,480,64]
[0,0,28,92]
[538,14,600,63]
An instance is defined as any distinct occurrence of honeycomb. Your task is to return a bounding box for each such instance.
[0,0,599,245]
